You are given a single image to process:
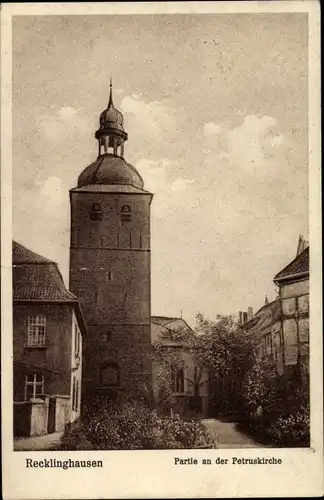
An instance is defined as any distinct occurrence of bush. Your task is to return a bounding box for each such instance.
[240,361,310,447]
[266,410,310,447]
[61,420,93,451]
[61,400,217,450]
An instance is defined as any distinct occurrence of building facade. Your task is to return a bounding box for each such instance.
[13,241,85,437]
[243,238,309,377]
[151,316,209,417]
[242,299,282,372]
[69,83,153,402]
[273,242,309,377]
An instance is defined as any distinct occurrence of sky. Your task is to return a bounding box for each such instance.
[12,13,308,324]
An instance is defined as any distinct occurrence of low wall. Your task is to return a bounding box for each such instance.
[14,402,32,437]
[30,398,49,436]
[14,396,72,437]
[55,397,71,432]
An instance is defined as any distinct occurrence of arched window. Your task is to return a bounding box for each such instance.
[90,202,102,221]
[120,205,132,222]
[171,365,185,394]
[99,362,120,387]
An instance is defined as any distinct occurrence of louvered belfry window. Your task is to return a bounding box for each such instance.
[90,202,102,220]
[120,205,132,222]
[26,316,46,347]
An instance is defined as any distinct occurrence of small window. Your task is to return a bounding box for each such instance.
[26,316,46,348]
[90,203,102,221]
[25,373,44,400]
[74,325,81,357]
[264,333,272,355]
[120,205,132,222]
[99,362,120,387]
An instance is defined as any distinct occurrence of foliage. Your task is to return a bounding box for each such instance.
[150,320,207,413]
[61,400,217,450]
[61,420,93,451]
[193,312,257,376]
[266,410,310,447]
[241,356,278,415]
[193,312,310,447]
[241,358,310,447]
[151,313,253,410]
[193,313,257,416]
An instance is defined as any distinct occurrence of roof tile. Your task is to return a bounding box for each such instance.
[13,241,77,302]
[274,247,309,281]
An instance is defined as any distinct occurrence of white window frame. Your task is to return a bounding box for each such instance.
[26,316,46,347]
[24,373,44,400]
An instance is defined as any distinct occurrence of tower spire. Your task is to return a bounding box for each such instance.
[96,79,128,157]
[108,77,113,108]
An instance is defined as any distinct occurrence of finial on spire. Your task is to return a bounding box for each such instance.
[108,77,113,108]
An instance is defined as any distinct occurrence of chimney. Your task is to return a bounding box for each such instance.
[296,235,306,256]
[239,311,243,326]
[247,307,253,321]
[243,311,248,324]
[265,295,269,305]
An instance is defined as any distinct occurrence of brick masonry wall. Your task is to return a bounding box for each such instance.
[70,191,152,399]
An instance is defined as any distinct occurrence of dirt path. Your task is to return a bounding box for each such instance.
[202,418,264,448]
[14,432,63,451]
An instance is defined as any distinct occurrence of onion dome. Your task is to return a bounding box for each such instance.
[77,154,144,189]
[95,78,127,154]
[99,96,124,132]
[77,79,145,190]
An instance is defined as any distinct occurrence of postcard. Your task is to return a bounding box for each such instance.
[1,1,323,498]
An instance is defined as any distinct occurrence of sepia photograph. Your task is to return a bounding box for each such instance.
[1,2,322,499]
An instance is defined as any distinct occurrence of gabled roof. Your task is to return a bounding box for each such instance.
[13,240,87,336]
[243,299,281,334]
[151,316,193,346]
[274,247,309,283]
[13,241,52,264]
[152,316,182,327]
[13,240,76,302]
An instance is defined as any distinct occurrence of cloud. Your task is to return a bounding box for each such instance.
[37,176,65,214]
[170,178,195,192]
[38,106,89,143]
[57,106,77,121]
[135,158,195,216]
[120,94,175,138]
[204,121,221,136]
[224,115,284,173]
[13,175,70,284]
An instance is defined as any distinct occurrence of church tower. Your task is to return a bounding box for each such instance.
[69,81,153,402]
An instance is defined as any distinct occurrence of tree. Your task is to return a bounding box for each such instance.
[191,312,258,417]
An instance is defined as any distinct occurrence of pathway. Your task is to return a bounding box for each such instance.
[202,419,264,448]
[14,432,63,451]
